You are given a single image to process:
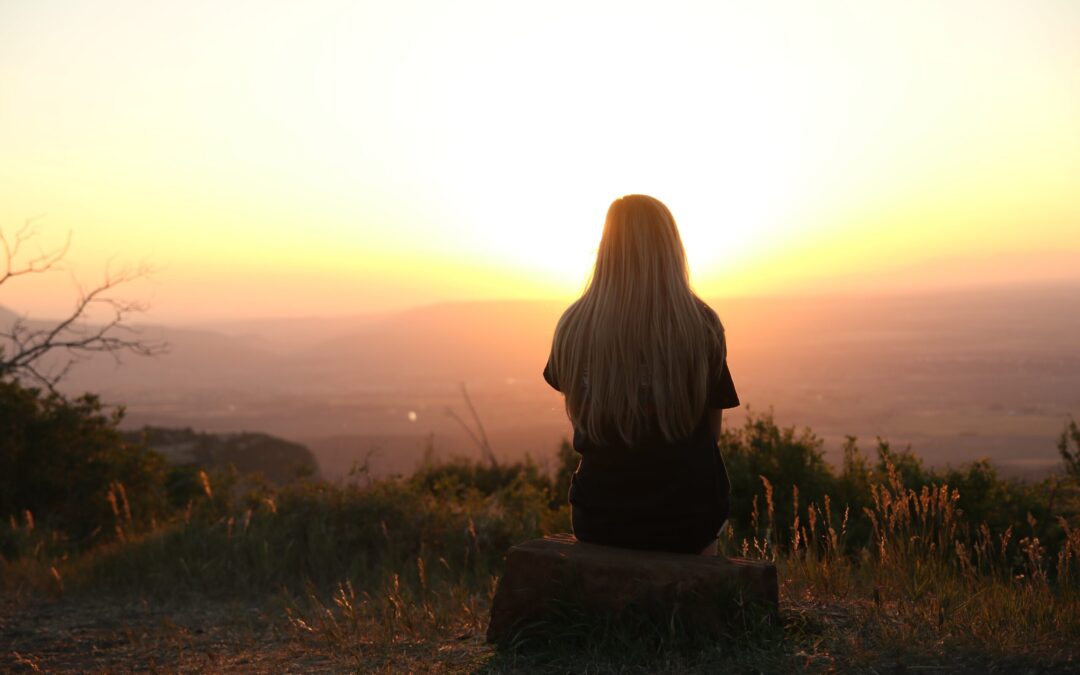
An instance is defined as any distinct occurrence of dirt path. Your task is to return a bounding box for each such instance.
[1,594,346,673]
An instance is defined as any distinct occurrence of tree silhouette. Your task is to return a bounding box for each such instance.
[0,218,167,391]
[1059,418,1080,481]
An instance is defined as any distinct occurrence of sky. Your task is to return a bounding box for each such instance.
[1,0,1078,322]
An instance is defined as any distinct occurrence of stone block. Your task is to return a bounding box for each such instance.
[487,534,779,644]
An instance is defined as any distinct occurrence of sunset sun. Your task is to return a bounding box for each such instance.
[1,0,1077,318]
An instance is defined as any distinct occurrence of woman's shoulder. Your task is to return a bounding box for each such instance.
[693,297,725,334]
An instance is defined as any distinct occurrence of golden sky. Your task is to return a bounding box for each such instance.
[2,0,1078,322]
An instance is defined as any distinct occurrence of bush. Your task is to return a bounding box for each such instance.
[0,377,168,555]
[721,411,838,543]
[719,411,1080,566]
[409,455,551,499]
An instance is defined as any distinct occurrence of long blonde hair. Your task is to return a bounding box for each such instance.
[550,194,724,446]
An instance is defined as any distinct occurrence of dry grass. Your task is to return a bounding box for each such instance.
[4,441,1080,672]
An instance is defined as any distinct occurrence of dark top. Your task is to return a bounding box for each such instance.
[542,329,740,554]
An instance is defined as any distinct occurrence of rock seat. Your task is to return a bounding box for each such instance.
[487,534,779,644]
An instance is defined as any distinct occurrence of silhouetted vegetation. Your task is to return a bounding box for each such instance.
[0,376,322,562]
[1060,417,1080,481]
[4,390,1080,671]
[0,377,168,554]
[721,411,1080,564]
[0,221,166,392]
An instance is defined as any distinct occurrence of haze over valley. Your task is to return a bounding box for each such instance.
[12,281,1078,481]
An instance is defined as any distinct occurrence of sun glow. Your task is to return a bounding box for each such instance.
[1,1,1078,320]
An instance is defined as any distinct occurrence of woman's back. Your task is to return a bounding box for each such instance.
[544,195,740,554]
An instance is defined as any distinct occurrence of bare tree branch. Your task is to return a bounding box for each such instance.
[0,216,70,287]
[445,382,498,468]
[0,222,168,393]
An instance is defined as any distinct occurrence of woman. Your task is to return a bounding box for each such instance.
[543,194,739,555]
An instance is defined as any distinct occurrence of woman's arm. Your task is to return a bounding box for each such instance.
[709,408,723,444]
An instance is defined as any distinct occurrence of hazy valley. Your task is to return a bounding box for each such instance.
[16,281,1080,481]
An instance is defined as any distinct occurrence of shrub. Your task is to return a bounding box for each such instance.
[0,377,168,555]
[721,410,838,544]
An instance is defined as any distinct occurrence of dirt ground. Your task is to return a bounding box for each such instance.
[2,594,306,673]
[5,592,1077,674]
[1,593,486,674]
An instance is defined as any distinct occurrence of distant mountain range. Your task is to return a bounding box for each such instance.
[5,281,1080,479]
